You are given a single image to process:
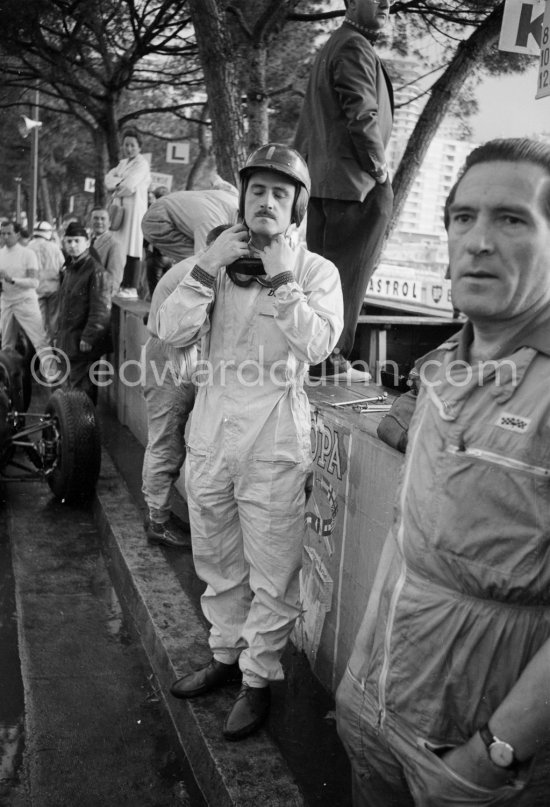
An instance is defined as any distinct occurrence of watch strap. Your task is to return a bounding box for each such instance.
[479,723,495,749]
[479,723,518,769]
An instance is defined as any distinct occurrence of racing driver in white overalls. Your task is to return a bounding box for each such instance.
[157,143,343,740]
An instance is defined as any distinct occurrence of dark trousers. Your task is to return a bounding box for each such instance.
[146,248,172,298]
[122,255,141,289]
[306,181,393,358]
[67,356,99,405]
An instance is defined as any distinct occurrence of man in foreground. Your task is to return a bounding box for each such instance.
[336,137,550,805]
[158,143,343,740]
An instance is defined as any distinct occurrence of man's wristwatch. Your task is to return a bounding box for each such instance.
[479,723,518,769]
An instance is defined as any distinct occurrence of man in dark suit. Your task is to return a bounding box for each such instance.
[295,0,394,382]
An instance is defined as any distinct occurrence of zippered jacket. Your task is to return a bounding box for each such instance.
[348,322,550,744]
[57,252,112,358]
[157,246,343,464]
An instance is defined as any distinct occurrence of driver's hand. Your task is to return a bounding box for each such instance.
[439,735,512,790]
[196,223,249,277]
[260,226,298,278]
[79,339,92,353]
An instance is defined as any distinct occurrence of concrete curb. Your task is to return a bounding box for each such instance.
[93,449,305,807]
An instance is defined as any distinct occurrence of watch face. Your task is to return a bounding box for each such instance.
[489,740,515,768]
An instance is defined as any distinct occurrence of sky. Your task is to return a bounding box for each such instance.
[470,63,550,142]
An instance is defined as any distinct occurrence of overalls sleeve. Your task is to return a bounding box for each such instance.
[272,255,343,365]
[156,265,215,349]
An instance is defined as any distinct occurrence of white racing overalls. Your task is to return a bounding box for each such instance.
[142,257,197,522]
[158,246,343,684]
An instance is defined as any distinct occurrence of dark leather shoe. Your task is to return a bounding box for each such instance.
[145,516,191,549]
[170,658,241,699]
[222,684,271,740]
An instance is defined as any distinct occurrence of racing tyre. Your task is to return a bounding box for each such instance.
[0,347,28,413]
[45,389,101,503]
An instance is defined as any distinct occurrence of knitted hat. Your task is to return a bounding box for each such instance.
[64,221,89,239]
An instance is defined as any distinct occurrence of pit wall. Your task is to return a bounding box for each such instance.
[107,300,403,694]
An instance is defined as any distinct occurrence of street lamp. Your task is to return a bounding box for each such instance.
[18,90,42,230]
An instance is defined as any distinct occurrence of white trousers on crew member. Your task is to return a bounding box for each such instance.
[185,447,310,686]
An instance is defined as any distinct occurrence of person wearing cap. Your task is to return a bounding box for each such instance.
[158,143,343,740]
[88,207,125,297]
[0,220,53,377]
[56,221,112,404]
[294,0,394,382]
[28,220,65,342]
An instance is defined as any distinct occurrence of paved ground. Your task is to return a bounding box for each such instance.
[0,381,204,807]
[96,396,353,807]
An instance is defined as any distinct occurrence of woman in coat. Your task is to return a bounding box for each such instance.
[104,127,151,296]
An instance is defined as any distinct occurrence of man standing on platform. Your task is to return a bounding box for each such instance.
[295,0,394,382]
[336,138,550,806]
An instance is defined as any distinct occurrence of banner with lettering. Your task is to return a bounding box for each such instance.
[499,0,545,54]
[365,264,453,315]
[293,412,352,664]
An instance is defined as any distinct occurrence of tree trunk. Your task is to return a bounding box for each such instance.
[247,44,270,150]
[105,104,121,168]
[389,1,505,236]
[188,0,247,185]
[39,172,53,223]
[186,104,216,189]
[92,127,109,207]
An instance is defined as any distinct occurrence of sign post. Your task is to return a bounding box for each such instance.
[166,142,190,164]
[537,0,550,97]
[499,0,546,54]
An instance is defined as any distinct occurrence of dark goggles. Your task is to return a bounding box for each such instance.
[226,255,272,287]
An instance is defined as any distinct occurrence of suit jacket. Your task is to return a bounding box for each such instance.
[295,22,394,201]
[92,230,125,296]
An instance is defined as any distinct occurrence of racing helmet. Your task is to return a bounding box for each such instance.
[238,143,311,226]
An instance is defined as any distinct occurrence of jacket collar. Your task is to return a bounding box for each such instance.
[452,308,550,361]
[343,17,380,43]
[66,250,90,269]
